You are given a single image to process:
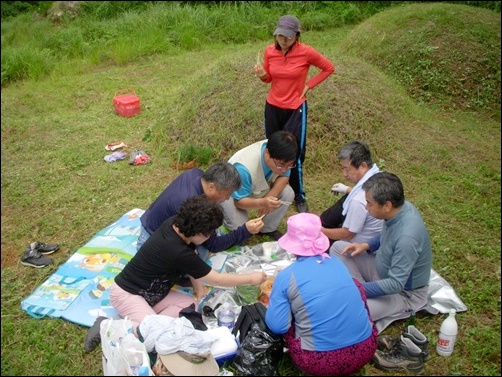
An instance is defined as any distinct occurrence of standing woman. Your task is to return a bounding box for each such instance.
[254,15,335,213]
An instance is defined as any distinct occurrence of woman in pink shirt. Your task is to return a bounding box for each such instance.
[254,15,335,214]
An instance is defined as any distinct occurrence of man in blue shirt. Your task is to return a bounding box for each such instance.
[138,162,264,257]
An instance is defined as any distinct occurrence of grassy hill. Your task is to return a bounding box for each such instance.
[1,2,500,376]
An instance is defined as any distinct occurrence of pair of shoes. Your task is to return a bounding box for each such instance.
[378,325,430,361]
[84,316,107,352]
[32,241,59,255]
[295,200,309,213]
[372,335,424,374]
[259,230,284,241]
[20,245,53,268]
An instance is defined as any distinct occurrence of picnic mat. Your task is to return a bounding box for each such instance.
[20,208,227,328]
[20,208,467,331]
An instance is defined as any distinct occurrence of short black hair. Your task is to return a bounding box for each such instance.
[173,196,224,237]
[267,130,298,161]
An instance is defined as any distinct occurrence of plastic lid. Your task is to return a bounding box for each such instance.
[222,302,230,309]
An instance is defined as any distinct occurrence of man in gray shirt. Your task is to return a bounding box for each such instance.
[336,172,432,331]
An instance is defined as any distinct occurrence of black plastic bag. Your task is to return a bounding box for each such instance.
[232,303,284,376]
[179,303,208,331]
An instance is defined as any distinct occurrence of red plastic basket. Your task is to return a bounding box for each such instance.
[113,88,140,118]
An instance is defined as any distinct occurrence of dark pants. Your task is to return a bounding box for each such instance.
[320,194,348,247]
[264,101,307,202]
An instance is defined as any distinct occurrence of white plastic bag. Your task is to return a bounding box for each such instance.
[100,317,154,376]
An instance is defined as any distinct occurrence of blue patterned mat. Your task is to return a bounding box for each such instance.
[21,209,145,327]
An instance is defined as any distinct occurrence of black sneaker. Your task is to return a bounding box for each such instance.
[33,241,60,255]
[84,316,107,352]
[259,230,284,241]
[295,200,309,213]
[20,245,53,268]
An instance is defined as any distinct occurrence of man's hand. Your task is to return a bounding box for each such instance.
[341,242,369,257]
[331,183,349,195]
[258,197,281,216]
[245,217,265,234]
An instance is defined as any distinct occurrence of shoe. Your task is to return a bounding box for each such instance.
[403,325,430,361]
[20,245,53,268]
[32,241,60,255]
[259,230,284,241]
[84,316,107,352]
[372,335,424,374]
[295,200,309,213]
[378,325,430,361]
[378,334,398,351]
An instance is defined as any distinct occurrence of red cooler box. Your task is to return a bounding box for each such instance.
[113,88,140,118]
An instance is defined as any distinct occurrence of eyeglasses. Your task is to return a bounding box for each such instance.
[272,158,296,170]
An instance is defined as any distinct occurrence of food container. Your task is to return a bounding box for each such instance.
[208,326,239,366]
[258,276,275,306]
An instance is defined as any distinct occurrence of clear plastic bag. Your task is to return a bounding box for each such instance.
[100,318,154,376]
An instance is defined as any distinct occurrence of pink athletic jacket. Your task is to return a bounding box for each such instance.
[262,42,335,110]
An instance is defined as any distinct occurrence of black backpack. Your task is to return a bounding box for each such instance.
[231,303,284,376]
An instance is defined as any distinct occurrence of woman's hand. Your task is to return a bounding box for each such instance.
[254,63,267,80]
[300,84,310,99]
[193,286,210,303]
[249,271,268,285]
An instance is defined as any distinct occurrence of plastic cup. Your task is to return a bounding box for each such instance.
[262,242,273,259]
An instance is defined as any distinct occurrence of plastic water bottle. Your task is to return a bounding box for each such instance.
[217,302,235,329]
[437,308,458,357]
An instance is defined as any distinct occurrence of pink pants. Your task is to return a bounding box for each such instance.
[109,282,196,332]
[284,279,378,376]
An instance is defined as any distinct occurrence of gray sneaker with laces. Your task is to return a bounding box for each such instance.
[378,325,430,361]
[21,245,53,268]
[373,335,424,374]
[403,325,430,361]
[33,241,60,255]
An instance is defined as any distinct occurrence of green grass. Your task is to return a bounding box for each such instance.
[1,2,500,376]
